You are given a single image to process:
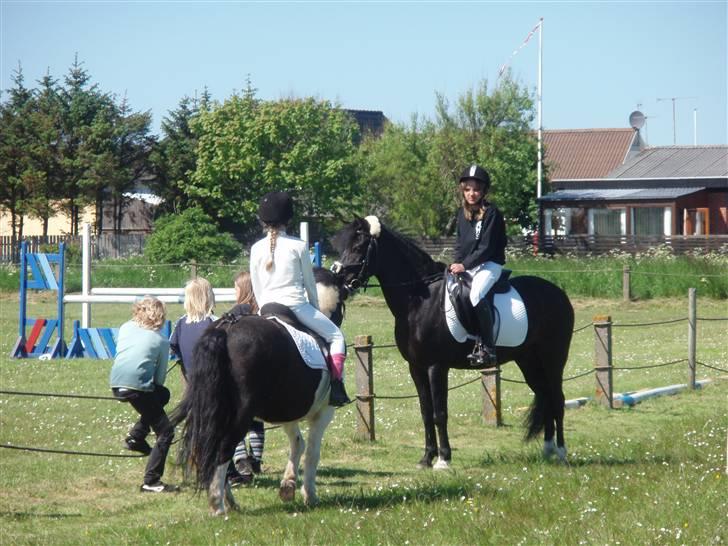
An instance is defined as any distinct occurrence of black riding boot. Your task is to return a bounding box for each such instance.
[329,378,351,407]
[467,299,497,368]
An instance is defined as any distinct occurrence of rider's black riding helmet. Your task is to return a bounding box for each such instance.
[258,191,294,226]
[459,164,491,189]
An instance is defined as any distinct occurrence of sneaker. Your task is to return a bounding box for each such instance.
[250,458,262,475]
[140,481,179,493]
[235,456,254,477]
[125,436,152,456]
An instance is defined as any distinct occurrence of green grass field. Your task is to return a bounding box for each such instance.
[0,292,726,545]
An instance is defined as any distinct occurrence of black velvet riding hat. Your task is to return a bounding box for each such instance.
[258,191,294,225]
[459,164,491,188]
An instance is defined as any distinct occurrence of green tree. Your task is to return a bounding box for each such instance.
[0,64,34,245]
[143,207,241,264]
[59,55,112,235]
[433,76,539,233]
[25,71,65,236]
[149,93,208,215]
[188,87,360,235]
[357,75,539,237]
[356,117,452,237]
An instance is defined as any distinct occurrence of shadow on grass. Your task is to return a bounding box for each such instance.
[0,511,82,520]
[233,474,499,516]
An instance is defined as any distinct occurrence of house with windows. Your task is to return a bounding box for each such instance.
[539,145,728,240]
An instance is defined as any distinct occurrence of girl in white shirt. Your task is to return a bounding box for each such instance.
[249,191,349,406]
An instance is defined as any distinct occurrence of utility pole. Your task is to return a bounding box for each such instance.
[656,96,697,144]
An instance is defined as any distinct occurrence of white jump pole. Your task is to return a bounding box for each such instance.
[81,223,91,328]
[300,221,309,247]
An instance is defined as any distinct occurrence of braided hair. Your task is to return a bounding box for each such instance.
[265,226,280,272]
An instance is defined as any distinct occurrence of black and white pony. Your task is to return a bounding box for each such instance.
[177,267,347,515]
[332,216,574,468]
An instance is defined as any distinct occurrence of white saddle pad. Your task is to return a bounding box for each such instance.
[444,285,528,347]
[266,317,327,369]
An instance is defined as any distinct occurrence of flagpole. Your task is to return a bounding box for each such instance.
[537,17,543,199]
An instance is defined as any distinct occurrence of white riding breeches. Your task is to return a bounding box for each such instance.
[289,302,347,356]
[468,261,503,306]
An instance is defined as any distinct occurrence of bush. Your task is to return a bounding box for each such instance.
[144,208,242,264]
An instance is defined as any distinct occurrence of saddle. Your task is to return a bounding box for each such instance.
[259,303,332,363]
[445,269,512,336]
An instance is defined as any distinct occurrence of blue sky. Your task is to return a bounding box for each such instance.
[2,1,726,147]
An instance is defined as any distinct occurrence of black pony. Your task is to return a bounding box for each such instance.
[177,268,346,515]
[332,216,574,468]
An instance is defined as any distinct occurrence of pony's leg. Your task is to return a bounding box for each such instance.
[408,362,438,468]
[301,406,335,506]
[279,423,305,502]
[208,462,229,516]
[427,364,452,470]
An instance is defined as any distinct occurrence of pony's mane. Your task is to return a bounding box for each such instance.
[381,225,446,278]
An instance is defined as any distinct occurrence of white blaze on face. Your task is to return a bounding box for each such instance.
[364,215,381,238]
[316,283,340,320]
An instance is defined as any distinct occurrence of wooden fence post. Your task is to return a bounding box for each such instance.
[622,266,631,302]
[354,335,375,441]
[481,367,502,426]
[189,259,197,279]
[593,315,616,408]
[688,288,697,389]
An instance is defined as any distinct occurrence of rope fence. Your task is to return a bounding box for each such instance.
[3,288,726,449]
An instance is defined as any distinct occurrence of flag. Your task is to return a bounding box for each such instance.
[498,19,542,78]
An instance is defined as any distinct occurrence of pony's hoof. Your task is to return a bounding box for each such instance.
[433,458,451,471]
[302,493,319,507]
[416,460,433,470]
[279,481,296,502]
[210,507,226,517]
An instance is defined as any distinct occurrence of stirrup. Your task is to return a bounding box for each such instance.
[467,344,497,369]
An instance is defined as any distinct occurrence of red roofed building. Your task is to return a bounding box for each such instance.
[543,128,645,182]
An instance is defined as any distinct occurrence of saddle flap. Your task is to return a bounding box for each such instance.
[259,303,330,361]
[445,269,512,335]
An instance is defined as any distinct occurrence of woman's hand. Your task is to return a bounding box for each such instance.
[449,263,465,274]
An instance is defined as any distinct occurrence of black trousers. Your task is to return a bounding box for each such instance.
[113,386,175,485]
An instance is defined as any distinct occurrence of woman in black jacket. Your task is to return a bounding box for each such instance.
[448,164,507,367]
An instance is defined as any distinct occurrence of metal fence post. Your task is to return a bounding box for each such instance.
[354,335,375,441]
[688,288,697,389]
[593,315,615,408]
[622,265,631,302]
[481,367,502,426]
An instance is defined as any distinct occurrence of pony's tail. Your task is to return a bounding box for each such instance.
[524,391,547,441]
[179,327,236,489]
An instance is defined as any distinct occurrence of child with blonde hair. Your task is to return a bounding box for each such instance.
[110,296,177,493]
[169,277,217,378]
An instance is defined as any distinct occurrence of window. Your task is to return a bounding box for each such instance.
[590,208,624,235]
[684,208,709,235]
[633,207,667,236]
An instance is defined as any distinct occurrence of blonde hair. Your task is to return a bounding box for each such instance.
[460,180,488,222]
[132,296,167,331]
[265,227,281,272]
[234,271,259,313]
[183,277,215,323]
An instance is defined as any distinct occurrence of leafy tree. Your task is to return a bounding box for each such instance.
[356,117,452,237]
[143,207,241,264]
[357,75,539,237]
[188,87,360,236]
[433,76,539,233]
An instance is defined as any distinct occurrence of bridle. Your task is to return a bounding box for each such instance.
[331,236,378,293]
